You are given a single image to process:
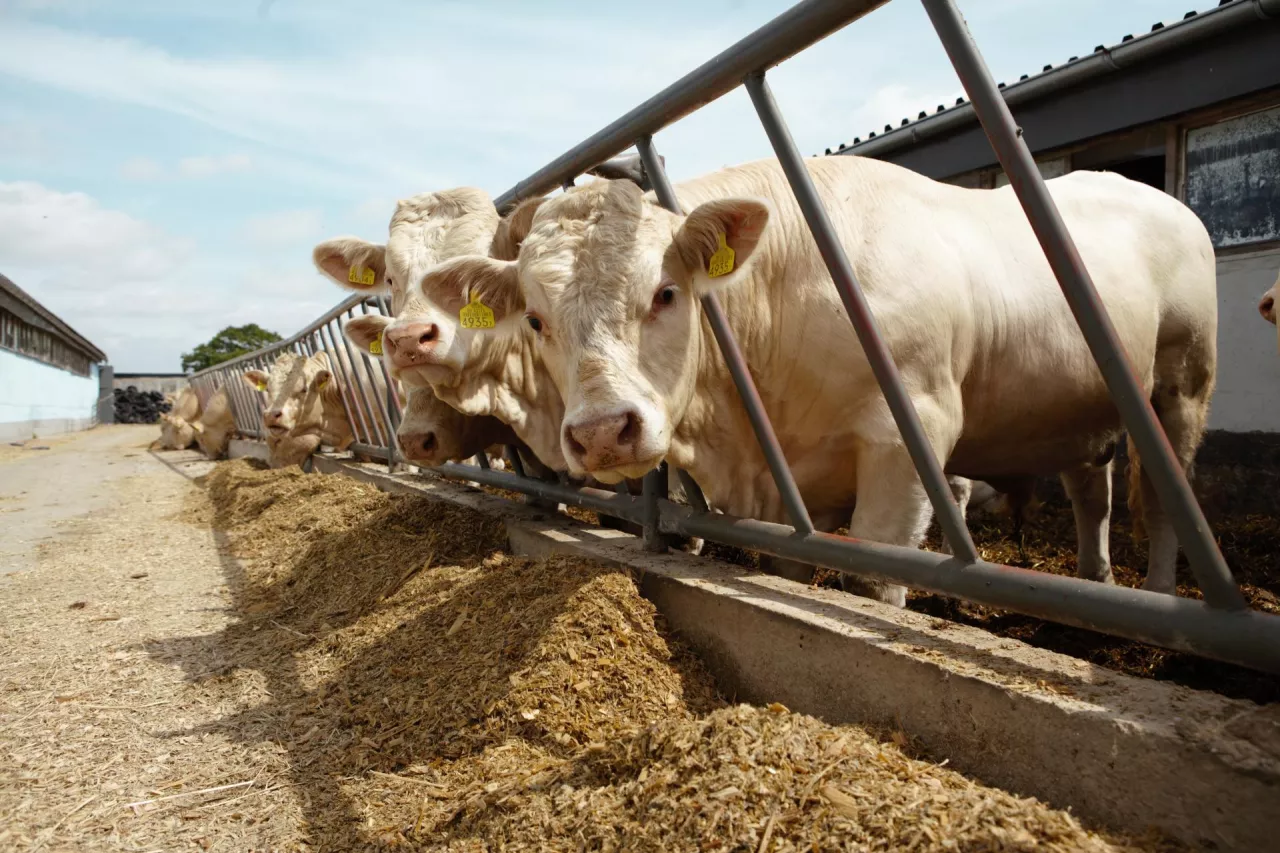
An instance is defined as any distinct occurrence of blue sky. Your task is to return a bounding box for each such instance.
[0,0,1202,371]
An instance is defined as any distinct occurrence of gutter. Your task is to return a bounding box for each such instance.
[840,0,1280,160]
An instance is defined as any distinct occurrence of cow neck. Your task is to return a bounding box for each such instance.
[442,325,567,471]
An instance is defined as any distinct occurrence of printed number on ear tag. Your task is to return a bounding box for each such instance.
[369,337,383,356]
[348,266,377,286]
[708,232,735,278]
[459,292,496,330]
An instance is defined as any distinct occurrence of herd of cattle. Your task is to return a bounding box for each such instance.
[157,152,1280,608]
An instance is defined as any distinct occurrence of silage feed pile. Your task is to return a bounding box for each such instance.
[193,460,1164,852]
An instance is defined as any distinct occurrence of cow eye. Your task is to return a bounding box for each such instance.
[526,315,543,333]
[652,284,677,311]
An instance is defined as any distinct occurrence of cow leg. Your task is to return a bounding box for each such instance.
[841,443,937,608]
[1060,462,1114,584]
[1137,387,1210,595]
[938,476,972,557]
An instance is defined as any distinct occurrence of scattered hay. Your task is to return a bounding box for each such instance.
[179,460,1162,851]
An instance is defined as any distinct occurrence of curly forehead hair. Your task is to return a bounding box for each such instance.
[390,187,498,229]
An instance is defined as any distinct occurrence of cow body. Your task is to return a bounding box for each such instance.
[193,386,237,459]
[447,156,1215,602]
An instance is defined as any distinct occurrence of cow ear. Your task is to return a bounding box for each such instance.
[309,368,333,393]
[424,255,523,325]
[490,195,547,261]
[664,197,771,295]
[587,152,662,189]
[313,237,388,293]
[343,313,391,354]
[243,369,269,391]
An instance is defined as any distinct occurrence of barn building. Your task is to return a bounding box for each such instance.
[0,274,110,442]
[827,0,1280,433]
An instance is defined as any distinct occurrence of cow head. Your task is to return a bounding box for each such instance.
[157,413,196,450]
[396,382,515,466]
[1260,274,1280,353]
[429,179,772,483]
[312,188,501,385]
[242,351,340,467]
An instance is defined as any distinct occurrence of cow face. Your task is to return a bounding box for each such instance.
[1260,273,1280,353]
[428,180,772,483]
[242,352,334,465]
[312,188,501,386]
[396,383,513,466]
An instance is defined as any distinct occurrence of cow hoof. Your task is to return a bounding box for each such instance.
[840,576,907,608]
[1078,568,1115,585]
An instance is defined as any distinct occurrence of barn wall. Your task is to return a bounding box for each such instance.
[0,350,100,442]
[1210,246,1280,432]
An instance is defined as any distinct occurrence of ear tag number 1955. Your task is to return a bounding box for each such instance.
[708,232,735,278]
[369,337,383,356]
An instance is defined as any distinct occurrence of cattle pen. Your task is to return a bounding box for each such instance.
[154,0,1280,847]
[191,0,1280,675]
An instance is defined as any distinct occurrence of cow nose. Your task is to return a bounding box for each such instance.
[1260,293,1276,324]
[384,323,439,367]
[264,409,283,424]
[564,409,642,471]
[398,431,438,462]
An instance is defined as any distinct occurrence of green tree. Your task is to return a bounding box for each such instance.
[181,324,283,373]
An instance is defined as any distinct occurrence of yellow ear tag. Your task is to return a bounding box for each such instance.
[254,381,267,392]
[348,266,377,286]
[707,232,735,278]
[459,291,496,330]
[369,337,383,356]
[317,376,329,390]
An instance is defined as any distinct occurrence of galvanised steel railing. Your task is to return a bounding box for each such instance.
[190,0,1280,675]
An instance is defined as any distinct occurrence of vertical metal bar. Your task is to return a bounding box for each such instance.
[743,72,979,564]
[642,462,667,552]
[357,303,395,450]
[676,468,709,513]
[340,309,386,448]
[371,296,403,471]
[476,452,490,470]
[635,134,814,536]
[321,321,373,447]
[921,0,1243,608]
[505,445,527,478]
[224,357,257,436]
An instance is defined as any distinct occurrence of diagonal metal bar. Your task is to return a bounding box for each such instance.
[322,321,375,447]
[340,308,389,448]
[744,71,979,564]
[636,134,815,535]
[922,0,1244,608]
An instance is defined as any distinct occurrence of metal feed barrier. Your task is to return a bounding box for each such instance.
[190,0,1280,675]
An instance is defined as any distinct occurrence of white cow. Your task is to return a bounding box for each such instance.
[430,156,1217,604]
[1258,270,1280,351]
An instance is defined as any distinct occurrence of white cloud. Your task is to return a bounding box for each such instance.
[119,155,164,180]
[178,153,251,178]
[242,208,324,248]
[0,181,344,371]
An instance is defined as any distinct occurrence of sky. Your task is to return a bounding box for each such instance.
[0,0,1206,372]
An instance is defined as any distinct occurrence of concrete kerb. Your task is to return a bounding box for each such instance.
[226,442,1279,851]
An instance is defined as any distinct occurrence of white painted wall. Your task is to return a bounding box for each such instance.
[0,350,100,441]
[1209,246,1280,432]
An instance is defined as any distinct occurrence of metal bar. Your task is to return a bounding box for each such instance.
[659,503,1280,674]
[921,0,1244,608]
[372,296,403,471]
[321,321,374,448]
[505,445,527,478]
[329,319,377,446]
[636,134,815,535]
[476,453,490,470]
[642,462,667,552]
[357,303,395,450]
[676,468,709,513]
[494,0,892,211]
[744,72,980,564]
[341,308,389,449]
[349,441,392,461]
[438,462,647,523]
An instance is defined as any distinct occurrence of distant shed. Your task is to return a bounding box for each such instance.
[0,274,110,442]
[825,0,1280,432]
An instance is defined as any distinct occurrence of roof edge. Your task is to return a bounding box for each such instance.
[830,0,1280,161]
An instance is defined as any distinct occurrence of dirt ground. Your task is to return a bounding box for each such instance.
[0,426,1174,852]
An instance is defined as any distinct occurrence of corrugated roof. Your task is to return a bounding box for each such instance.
[823,0,1252,157]
[0,273,108,364]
